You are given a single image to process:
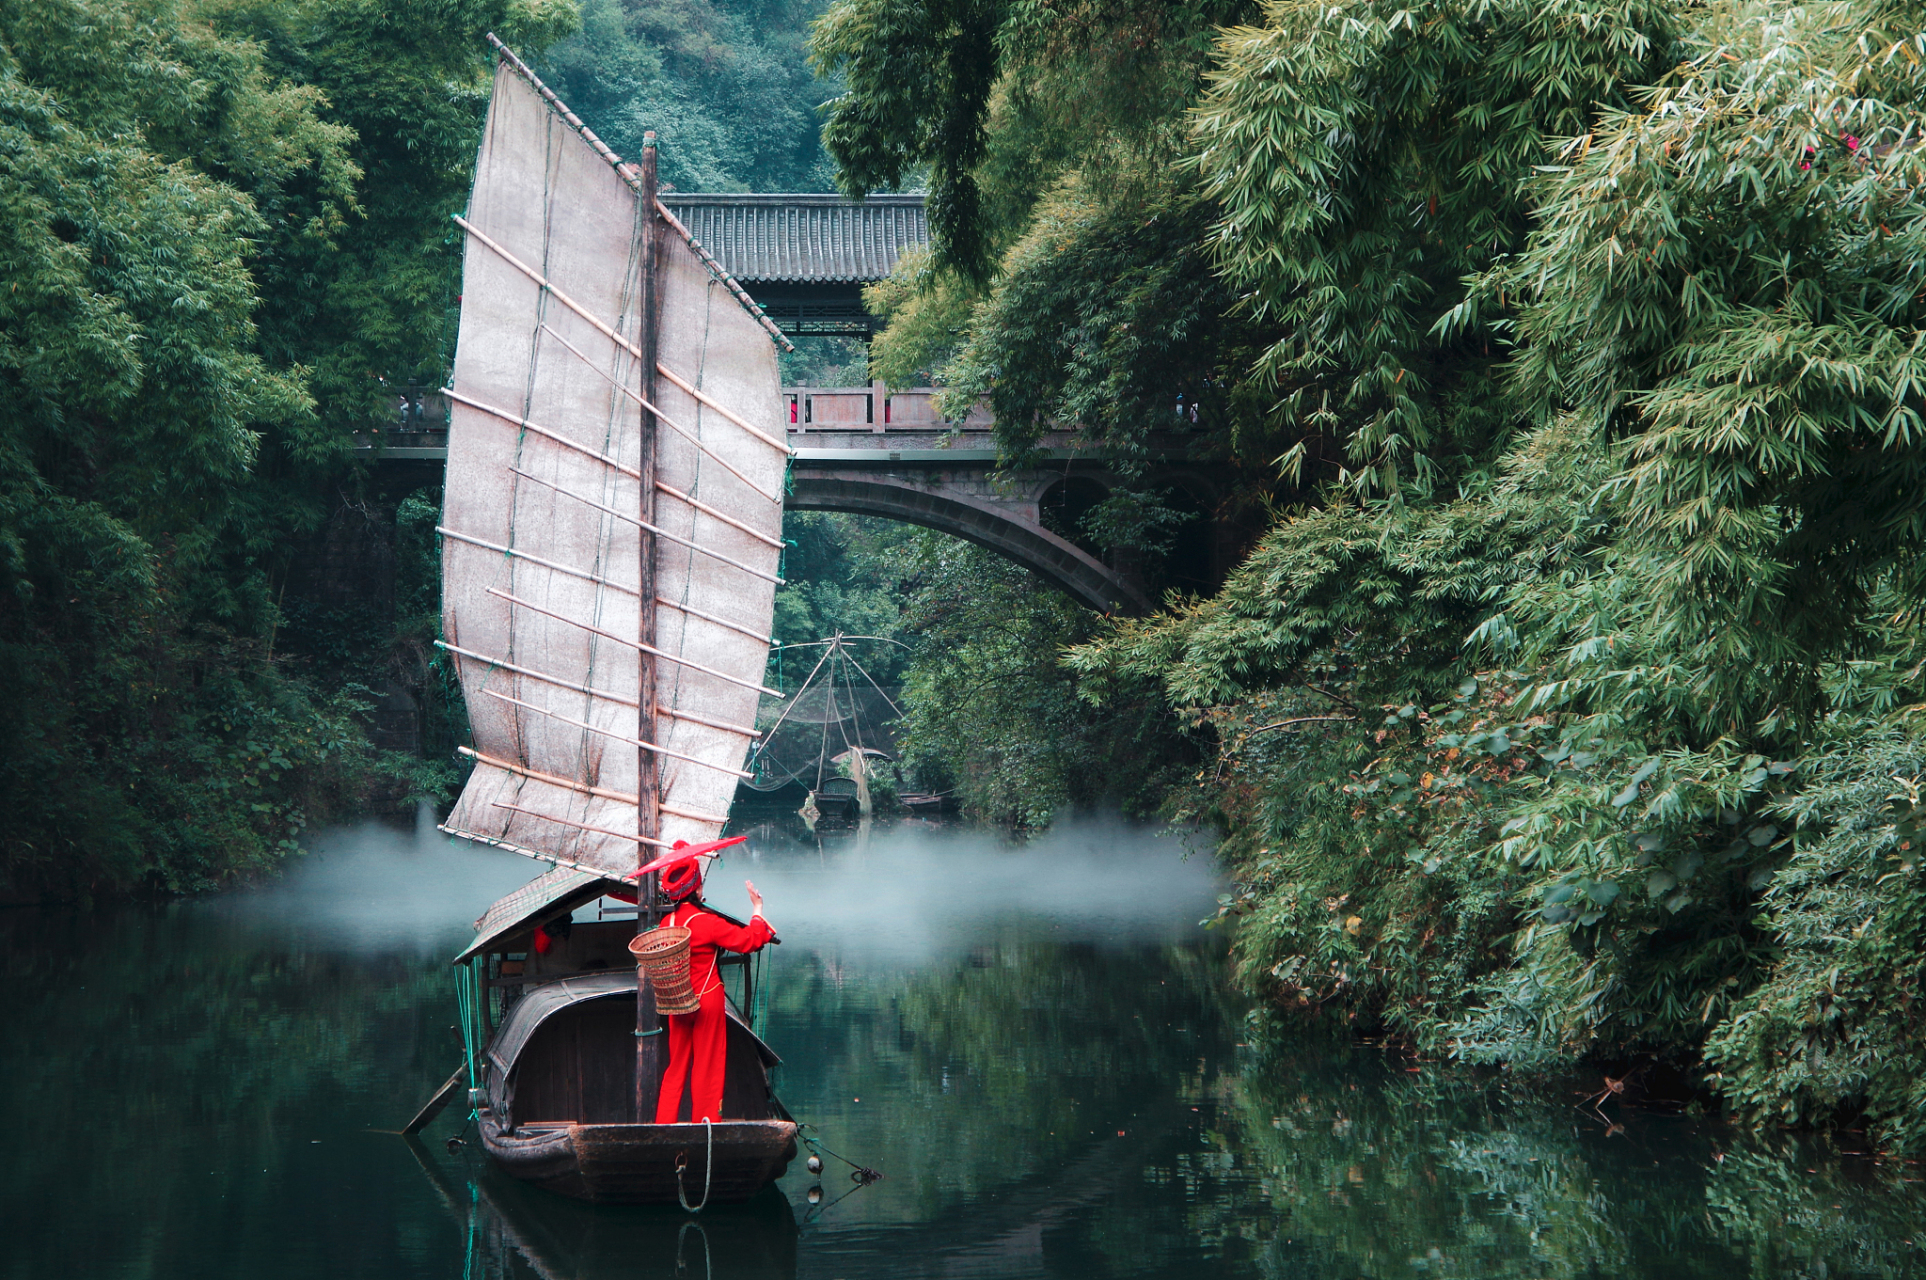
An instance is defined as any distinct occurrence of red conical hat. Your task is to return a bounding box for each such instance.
[625,834,746,882]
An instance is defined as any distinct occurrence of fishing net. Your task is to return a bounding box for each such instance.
[742,682,902,791]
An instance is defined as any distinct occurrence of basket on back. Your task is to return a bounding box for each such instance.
[629,927,700,1015]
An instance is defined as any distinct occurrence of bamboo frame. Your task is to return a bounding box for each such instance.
[458,746,641,806]
[660,801,731,825]
[444,387,643,479]
[437,639,641,707]
[654,595,773,644]
[655,481,785,550]
[482,688,752,779]
[486,586,783,697]
[654,363,791,455]
[658,705,759,737]
[508,466,783,585]
[539,323,784,504]
[436,527,640,596]
[490,801,672,849]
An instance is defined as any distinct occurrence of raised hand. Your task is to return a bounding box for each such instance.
[745,879,764,914]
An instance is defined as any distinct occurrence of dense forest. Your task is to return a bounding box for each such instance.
[10,0,1926,1154]
[814,0,1926,1154]
[0,0,834,901]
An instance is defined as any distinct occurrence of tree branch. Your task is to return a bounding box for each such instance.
[1251,715,1356,734]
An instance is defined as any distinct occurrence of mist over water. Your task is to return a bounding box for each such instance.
[206,801,533,950]
[200,807,1218,960]
[715,818,1222,959]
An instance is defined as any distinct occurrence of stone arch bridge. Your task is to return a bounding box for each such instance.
[367,194,1229,615]
[373,382,1212,614]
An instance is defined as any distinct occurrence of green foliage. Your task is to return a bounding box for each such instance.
[1703,729,1926,1151]
[767,511,913,692]
[864,247,975,388]
[822,0,1291,572]
[1192,0,1674,493]
[933,177,1262,472]
[1485,1,1926,716]
[542,0,836,191]
[210,0,578,425]
[914,0,1926,1153]
[0,0,567,898]
[812,0,1005,276]
[896,535,1189,827]
[814,0,1255,274]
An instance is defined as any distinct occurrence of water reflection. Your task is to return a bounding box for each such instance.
[408,1142,797,1280]
[1,815,1923,1280]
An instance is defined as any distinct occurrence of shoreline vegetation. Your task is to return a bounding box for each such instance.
[816,0,1926,1157]
[10,0,1926,1157]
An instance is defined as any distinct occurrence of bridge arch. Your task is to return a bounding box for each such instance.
[787,472,1152,615]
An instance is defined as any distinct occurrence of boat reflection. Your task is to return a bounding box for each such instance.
[409,1137,797,1280]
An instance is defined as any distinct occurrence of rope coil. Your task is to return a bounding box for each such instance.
[675,1118,715,1213]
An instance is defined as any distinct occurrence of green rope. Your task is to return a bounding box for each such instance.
[750,947,770,1037]
[455,960,483,1118]
[774,538,798,695]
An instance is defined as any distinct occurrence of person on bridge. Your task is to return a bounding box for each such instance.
[653,854,775,1124]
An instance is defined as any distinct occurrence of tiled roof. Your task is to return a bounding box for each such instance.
[660,194,928,284]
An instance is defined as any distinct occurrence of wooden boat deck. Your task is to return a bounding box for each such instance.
[480,1112,797,1204]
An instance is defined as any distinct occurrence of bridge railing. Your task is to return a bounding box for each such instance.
[784,383,992,433]
[360,384,997,455]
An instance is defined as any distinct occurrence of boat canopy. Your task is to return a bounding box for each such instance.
[486,970,780,1077]
[458,865,629,963]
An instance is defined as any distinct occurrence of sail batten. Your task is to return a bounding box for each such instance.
[484,588,783,697]
[433,532,641,596]
[444,59,785,881]
[505,467,785,583]
[489,802,671,849]
[539,323,784,503]
[482,688,756,779]
[437,640,641,707]
[458,747,638,805]
[655,364,792,455]
[443,388,644,479]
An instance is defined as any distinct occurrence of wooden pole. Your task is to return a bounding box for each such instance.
[634,131,666,1125]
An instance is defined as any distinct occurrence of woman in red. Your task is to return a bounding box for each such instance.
[653,857,775,1124]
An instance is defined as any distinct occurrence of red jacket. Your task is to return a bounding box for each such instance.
[660,901,774,1000]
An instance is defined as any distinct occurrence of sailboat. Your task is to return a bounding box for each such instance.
[427,36,798,1205]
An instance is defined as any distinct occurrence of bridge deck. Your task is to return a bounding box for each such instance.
[359,385,1170,613]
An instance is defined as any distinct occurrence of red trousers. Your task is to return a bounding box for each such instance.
[655,983,728,1123]
[651,903,773,1124]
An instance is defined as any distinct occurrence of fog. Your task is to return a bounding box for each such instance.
[209,801,533,950]
[209,805,1221,960]
[695,817,1221,960]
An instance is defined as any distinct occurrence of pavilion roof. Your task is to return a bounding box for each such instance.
[660,193,927,285]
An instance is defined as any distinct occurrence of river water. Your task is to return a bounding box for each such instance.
[3,812,1922,1279]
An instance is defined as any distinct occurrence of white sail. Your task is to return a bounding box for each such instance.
[439,57,787,881]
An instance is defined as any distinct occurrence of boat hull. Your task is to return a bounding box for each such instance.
[480,1109,798,1204]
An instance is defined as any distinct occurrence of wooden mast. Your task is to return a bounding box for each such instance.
[633,131,665,1123]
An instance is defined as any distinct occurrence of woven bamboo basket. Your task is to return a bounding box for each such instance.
[628,926,699,1015]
